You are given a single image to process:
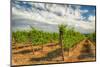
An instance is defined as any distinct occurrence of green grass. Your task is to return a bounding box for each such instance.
[12,28,59,46]
[63,28,85,48]
[86,32,96,42]
[12,26,85,48]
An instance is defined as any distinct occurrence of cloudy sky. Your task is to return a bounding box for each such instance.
[11,0,96,34]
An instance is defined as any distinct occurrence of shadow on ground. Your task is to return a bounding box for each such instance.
[30,48,62,61]
[13,49,32,54]
[78,43,95,59]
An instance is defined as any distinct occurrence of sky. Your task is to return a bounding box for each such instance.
[11,0,96,34]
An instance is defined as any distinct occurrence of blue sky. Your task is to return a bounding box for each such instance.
[80,6,95,21]
[12,1,96,33]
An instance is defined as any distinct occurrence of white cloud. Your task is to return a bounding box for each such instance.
[12,2,96,33]
[81,10,88,13]
[88,16,95,22]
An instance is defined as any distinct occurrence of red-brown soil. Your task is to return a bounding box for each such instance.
[12,39,96,66]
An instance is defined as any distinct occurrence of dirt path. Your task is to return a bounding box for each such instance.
[12,39,96,66]
[64,39,96,62]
